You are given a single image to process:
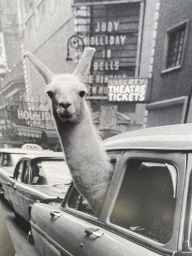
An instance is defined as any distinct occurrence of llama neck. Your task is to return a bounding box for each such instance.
[56,102,112,215]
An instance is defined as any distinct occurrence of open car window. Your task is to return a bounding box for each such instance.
[67,187,95,216]
[110,159,177,244]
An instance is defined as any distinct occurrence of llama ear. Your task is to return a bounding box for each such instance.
[23,52,54,85]
[73,47,95,83]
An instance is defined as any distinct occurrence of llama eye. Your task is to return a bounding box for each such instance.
[47,91,54,98]
[79,91,85,97]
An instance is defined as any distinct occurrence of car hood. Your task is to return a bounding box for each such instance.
[0,167,14,176]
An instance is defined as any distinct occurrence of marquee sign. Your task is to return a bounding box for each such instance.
[0,33,7,76]
[75,2,142,97]
[108,78,149,102]
[2,101,55,130]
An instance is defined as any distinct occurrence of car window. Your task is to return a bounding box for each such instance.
[68,187,95,216]
[2,154,13,167]
[110,159,177,244]
[31,160,71,185]
[16,161,24,181]
[22,161,31,184]
[1,153,24,167]
[10,154,25,166]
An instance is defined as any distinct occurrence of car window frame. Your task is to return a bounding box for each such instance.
[181,153,192,252]
[99,150,186,253]
[22,160,31,184]
[109,159,177,244]
[0,153,3,166]
[15,161,24,181]
[60,183,99,226]
[60,150,124,224]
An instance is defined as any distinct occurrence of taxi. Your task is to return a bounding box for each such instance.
[29,124,192,256]
[0,146,46,195]
[2,152,71,222]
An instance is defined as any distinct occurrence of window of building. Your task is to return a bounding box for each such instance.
[163,20,188,72]
[110,159,177,244]
[167,26,185,68]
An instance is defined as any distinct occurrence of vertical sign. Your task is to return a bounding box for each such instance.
[0,33,7,75]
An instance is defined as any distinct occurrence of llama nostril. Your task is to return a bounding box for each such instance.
[59,102,72,109]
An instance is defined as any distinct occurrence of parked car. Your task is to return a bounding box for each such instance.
[2,152,71,222]
[0,147,47,194]
[28,124,192,256]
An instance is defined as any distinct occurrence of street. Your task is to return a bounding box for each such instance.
[0,195,40,256]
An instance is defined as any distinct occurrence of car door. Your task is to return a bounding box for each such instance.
[2,174,14,202]
[39,187,97,256]
[38,152,122,256]
[21,159,42,221]
[76,150,186,256]
[8,160,25,216]
[30,187,97,256]
[16,159,33,220]
[3,160,22,204]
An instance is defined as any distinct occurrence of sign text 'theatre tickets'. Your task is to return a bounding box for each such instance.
[108,78,149,102]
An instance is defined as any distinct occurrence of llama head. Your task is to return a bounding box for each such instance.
[23,47,95,123]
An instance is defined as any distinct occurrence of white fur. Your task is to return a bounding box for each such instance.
[24,48,113,215]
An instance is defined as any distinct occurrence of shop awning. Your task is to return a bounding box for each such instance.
[41,131,60,146]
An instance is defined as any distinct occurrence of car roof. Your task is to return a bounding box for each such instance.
[103,123,192,151]
[18,151,65,161]
[0,148,47,154]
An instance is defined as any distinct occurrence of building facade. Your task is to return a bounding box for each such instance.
[18,0,160,139]
[0,0,26,147]
[0,0,61,149]
[146,0,192,127]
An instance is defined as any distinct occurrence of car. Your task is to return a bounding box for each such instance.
[28,123,192,256]
[2,152,71,222]
[0,146,47,195]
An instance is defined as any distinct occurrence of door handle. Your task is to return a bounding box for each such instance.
[85,228,104,238]
[50,211,62,218]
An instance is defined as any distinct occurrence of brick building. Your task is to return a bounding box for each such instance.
[146,0,192,127]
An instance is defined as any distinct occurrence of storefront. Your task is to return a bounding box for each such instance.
[0,96,60,149]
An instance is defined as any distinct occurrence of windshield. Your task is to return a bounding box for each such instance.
[32,160,71,185]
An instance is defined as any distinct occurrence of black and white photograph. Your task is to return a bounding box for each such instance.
[0,0,192,255]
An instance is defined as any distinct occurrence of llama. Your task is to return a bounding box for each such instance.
[24,48,113,215]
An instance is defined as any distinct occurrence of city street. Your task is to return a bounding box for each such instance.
[0,195,39,256]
